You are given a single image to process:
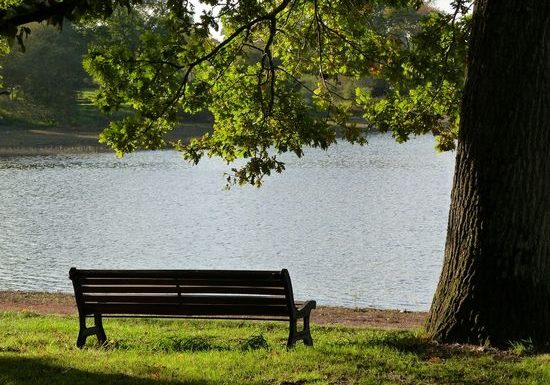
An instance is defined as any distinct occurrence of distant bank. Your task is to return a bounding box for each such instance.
[0,123,213,157]
[0,128,104,156]
[0,146,108,157]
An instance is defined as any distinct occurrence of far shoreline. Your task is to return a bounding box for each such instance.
[0,291,427,330]
[0,145,109,157]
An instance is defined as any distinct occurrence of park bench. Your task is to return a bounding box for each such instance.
[69,268,316,349]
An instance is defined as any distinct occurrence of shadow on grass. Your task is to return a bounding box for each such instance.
[370,333,522,361]
[0,356,210,385]
[326,332,540,385]
[328,330,519,360]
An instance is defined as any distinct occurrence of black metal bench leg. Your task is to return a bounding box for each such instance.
[76,314,107,348]
[76,314,89,348]
[303,315,313,346]
[287,319,297,349]
[94,314,107,346]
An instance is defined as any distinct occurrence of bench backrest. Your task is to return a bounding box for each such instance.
[69,268,296,319]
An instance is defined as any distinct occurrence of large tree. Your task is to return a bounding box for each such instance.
[1,0,548,349]
[426,0,550,348]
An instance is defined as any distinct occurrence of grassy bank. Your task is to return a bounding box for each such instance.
[1,91,214,156]
[0,128,104,153]
[0,312,549,385]
[0,123,213,156]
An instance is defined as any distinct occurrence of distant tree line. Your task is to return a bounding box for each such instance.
[0,22,91,125]
[0,3,155,127]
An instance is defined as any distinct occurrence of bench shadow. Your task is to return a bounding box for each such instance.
[0,356,210,385]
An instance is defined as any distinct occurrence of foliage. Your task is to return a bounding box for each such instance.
[358,7,470,151]
[0,0,143,40]
[0,0,21,7]
[0,36,8,91]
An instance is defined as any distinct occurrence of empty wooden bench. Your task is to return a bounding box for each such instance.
[69,268,316,348]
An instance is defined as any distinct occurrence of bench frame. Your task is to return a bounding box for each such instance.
[69,268,316,349]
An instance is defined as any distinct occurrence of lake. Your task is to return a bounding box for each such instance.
[0,134,455,310]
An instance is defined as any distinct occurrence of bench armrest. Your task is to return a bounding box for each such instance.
[295,300,316,318]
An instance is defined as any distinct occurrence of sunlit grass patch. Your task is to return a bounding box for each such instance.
[0,311,549,385]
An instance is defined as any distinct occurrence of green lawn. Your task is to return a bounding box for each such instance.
[0,312,549,384]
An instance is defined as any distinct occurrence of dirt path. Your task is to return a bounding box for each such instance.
[0,291,427,329]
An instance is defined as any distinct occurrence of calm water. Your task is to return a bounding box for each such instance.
[0,134,454,310]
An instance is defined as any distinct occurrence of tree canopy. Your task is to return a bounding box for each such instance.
[1,0,470,186]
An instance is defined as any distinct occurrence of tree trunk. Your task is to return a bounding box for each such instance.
[426,0,550,349]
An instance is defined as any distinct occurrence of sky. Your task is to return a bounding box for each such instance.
[433,0,454,13]
[196,1,457,40]
[193,1,457,19]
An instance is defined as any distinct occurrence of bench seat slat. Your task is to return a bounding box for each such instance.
[80,286,286,295]
[82,294,287,306]
[79,278,284,287]
[73,270,282,279]
[89,315,290,321]
[84,303,290,317]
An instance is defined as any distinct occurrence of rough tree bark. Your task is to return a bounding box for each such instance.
[426,0,550,348]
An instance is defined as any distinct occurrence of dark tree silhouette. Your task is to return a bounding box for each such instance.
[426,0,550,349]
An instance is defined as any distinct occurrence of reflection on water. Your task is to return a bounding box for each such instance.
[0,134,454,310]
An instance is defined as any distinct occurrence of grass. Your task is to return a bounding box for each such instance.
[0,312,549,384]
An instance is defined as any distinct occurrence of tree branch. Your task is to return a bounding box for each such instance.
[0,0,76,35]
[145,0,293,133]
